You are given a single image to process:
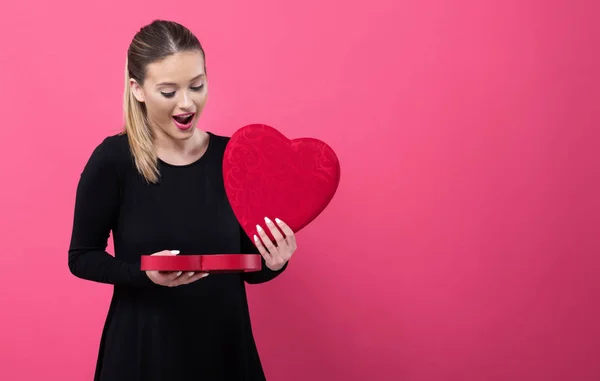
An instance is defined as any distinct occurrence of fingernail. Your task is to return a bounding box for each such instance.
[202,273,209,278]
[275,218,282,224]
[254,234,259,242]
[170,250,180,255]
[256,224,263,231]
[264,217,272,224]
[177,271,182,276]
[188,272,195,277]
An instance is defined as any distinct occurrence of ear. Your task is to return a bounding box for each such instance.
[129,79,145,103]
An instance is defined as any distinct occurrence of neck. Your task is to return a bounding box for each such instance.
[154,128,210,166]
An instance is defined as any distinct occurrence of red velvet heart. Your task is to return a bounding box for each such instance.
[223,124,341,242]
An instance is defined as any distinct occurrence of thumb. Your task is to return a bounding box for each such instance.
[152,250,180,256]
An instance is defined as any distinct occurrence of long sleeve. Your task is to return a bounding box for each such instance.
[240,226,288,284]
[68,139,155,288]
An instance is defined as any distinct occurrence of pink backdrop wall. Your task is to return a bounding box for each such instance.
[1,0,599,380]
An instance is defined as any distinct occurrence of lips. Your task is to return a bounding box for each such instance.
[172,112,195,130]
[173,112,195,124]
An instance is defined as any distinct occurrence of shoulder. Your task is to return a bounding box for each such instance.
[207,131,231,156]
[208,131,231,146]
[93,133,130,158]
[82,133,130,176]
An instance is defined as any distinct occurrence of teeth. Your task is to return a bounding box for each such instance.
[173,114,194,126]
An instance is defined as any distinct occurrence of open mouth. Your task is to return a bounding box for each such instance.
[172,112,195,125]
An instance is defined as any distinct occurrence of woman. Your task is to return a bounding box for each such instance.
[68,19,296,381]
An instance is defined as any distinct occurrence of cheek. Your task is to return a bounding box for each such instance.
[145,95,174,121]
[194,92,208,108]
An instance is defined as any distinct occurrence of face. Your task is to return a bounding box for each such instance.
[130,50,208,141]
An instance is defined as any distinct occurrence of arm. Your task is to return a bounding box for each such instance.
[67,139,155,288]
[241,226,288,284]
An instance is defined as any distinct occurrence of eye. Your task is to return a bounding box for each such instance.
[190,84,204,91]
[161,91,176,98]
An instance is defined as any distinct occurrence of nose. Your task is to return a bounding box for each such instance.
[178,90,193,110]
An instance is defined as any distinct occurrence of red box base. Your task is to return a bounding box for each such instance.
[140,254,262,272]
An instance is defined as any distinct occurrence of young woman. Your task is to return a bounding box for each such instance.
[68,19,296,381]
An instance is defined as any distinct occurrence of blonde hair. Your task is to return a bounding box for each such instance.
[120,19,206,184]
[121,56,160,184]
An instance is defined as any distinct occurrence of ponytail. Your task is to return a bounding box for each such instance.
[122,57,160,184]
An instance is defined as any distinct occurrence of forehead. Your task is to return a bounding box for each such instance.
[145,50,205,84]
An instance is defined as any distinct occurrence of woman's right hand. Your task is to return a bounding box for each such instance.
[145,250,209,287]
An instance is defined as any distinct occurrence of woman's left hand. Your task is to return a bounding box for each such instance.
[254,217,297,271]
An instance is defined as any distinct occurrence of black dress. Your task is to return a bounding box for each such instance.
[68,132,287,381]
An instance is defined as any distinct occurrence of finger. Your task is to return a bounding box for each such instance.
[189,272,209,282]
[149,270,182,286]
[184,271,209,282]
[172,272,209,286]
[275,218,297,250]
[153,250,180,256]
[167,271,184,281]
[264,217,287,249]
[254,234,272,261]
[155,270,183,280]
[256,224,279,255]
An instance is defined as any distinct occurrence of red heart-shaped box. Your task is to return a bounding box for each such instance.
[141,124,340,272]
[223,124,341,241]
[140,254,262,273]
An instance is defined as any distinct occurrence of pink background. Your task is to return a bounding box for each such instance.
[1,0,599,380]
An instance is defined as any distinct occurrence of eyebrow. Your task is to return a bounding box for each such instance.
[156,74,205,87]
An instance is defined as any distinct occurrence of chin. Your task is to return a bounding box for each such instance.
[172,127,196,140]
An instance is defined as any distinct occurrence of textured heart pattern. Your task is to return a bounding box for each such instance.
[223,124,341,242]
